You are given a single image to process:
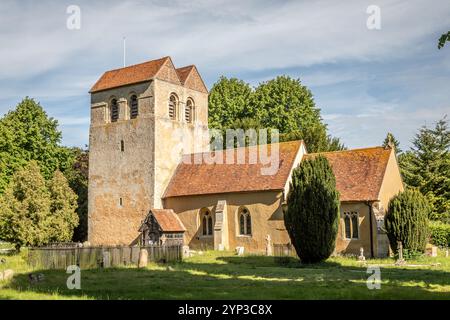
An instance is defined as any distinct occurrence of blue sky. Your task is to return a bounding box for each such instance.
[0,0,449,149]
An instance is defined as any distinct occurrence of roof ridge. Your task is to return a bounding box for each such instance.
[182,140,304,158]
[176,65,195,70]
[307,146,386,156]
[105,56,170,73]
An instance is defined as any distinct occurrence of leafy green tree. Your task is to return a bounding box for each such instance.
[0,161,78,249]
[399,118,450,221]
[47,170,79,243]
[0,161,52,249]
[285,156,340,263]
[64,147,89,242]
[382,132,402,155]
[280,124,346,153]
[385,189,430,255]
[0,97,73,193]
[208,77,253,131]
[251,76,323,135]
[438,31,450,49]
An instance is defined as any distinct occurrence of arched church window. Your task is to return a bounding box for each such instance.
[344,214,351,239]
[185,98,194,123]
[344,212,359,239]
[110,98,119,122]
[351,214,359,239]
[130,95,138,119]
[239,207,251,236]
[202,210,213,236]
[169,94,177,120]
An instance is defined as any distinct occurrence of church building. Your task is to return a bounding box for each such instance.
[88,56,404,258]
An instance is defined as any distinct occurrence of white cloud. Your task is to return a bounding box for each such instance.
[0,0,449,148]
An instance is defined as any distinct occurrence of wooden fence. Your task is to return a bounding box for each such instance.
[273,243,298,258]
[27,245,182,270]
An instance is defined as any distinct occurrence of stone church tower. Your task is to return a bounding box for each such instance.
[88,57,209,245]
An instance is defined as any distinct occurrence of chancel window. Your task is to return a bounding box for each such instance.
[130,95,138,119]
[169,94,177,120]
[343,212,359,239]
[202,210,213,236]
[111,99,119,122]
[239,207,251,236]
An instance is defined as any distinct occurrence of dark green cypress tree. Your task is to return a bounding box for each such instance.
[284,156,340,263]
[385,189,430,255]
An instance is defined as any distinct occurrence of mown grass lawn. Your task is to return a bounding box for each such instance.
[1,249,450,300]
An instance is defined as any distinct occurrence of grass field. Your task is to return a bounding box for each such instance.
[1,249,450,300]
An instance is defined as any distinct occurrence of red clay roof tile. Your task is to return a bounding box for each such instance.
[90,56,170,93]
[163,140,304,198]
[304,147,392,202]
[151,209,186,232]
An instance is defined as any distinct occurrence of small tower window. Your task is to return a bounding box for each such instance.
[111,99,119,122]
[169,94,177,120]
[120,140,124,152]
[130,95,138,119]
[119,198,123,207]
[185,99,194,123]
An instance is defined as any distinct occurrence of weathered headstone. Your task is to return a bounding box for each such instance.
[2,269,14,281]
[430,246,438,257]
[102,251,111,268]
[446,249,449,258]
[358,247,366,261]
[218,244,225,251]
[182,245,190,258]
[236,246,245,256]
[395,241,405,266]
[265,235,273,256]
[138,248,148,268]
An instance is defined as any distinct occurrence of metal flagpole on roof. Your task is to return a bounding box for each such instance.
[123,37,126,67]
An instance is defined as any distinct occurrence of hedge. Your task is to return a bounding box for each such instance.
[429,221,450,247]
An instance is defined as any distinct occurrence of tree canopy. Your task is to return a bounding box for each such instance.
[0,161,78,249]
[399,117,450,221]
[208,75,344,152]
[438,31,450,49]
[0,97,73,193]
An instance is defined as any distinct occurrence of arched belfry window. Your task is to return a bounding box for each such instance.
[201,209,213,236]
[130,95,138,119]
[185,98,194,123]
[110,98,119,122]
[239,207,251,236]
[169,94,178,120]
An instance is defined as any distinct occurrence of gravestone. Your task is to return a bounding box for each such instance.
[265,235,273,256]
[395,241,405,266]
[138,248,148,268]
[430,246,438,257]
[182,246,190,258]
[102,251,111,268]
[446,249,449,258]
[236,247,245,256]
[2,269,14,281]
[358,247,366,261]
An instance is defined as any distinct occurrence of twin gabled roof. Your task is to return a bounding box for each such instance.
[90,56,207,93]
[163,143,396,203]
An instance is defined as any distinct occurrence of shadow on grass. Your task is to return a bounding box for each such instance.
[4,254,450,300]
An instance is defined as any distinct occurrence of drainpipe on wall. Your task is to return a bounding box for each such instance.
[366,201,375,258]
